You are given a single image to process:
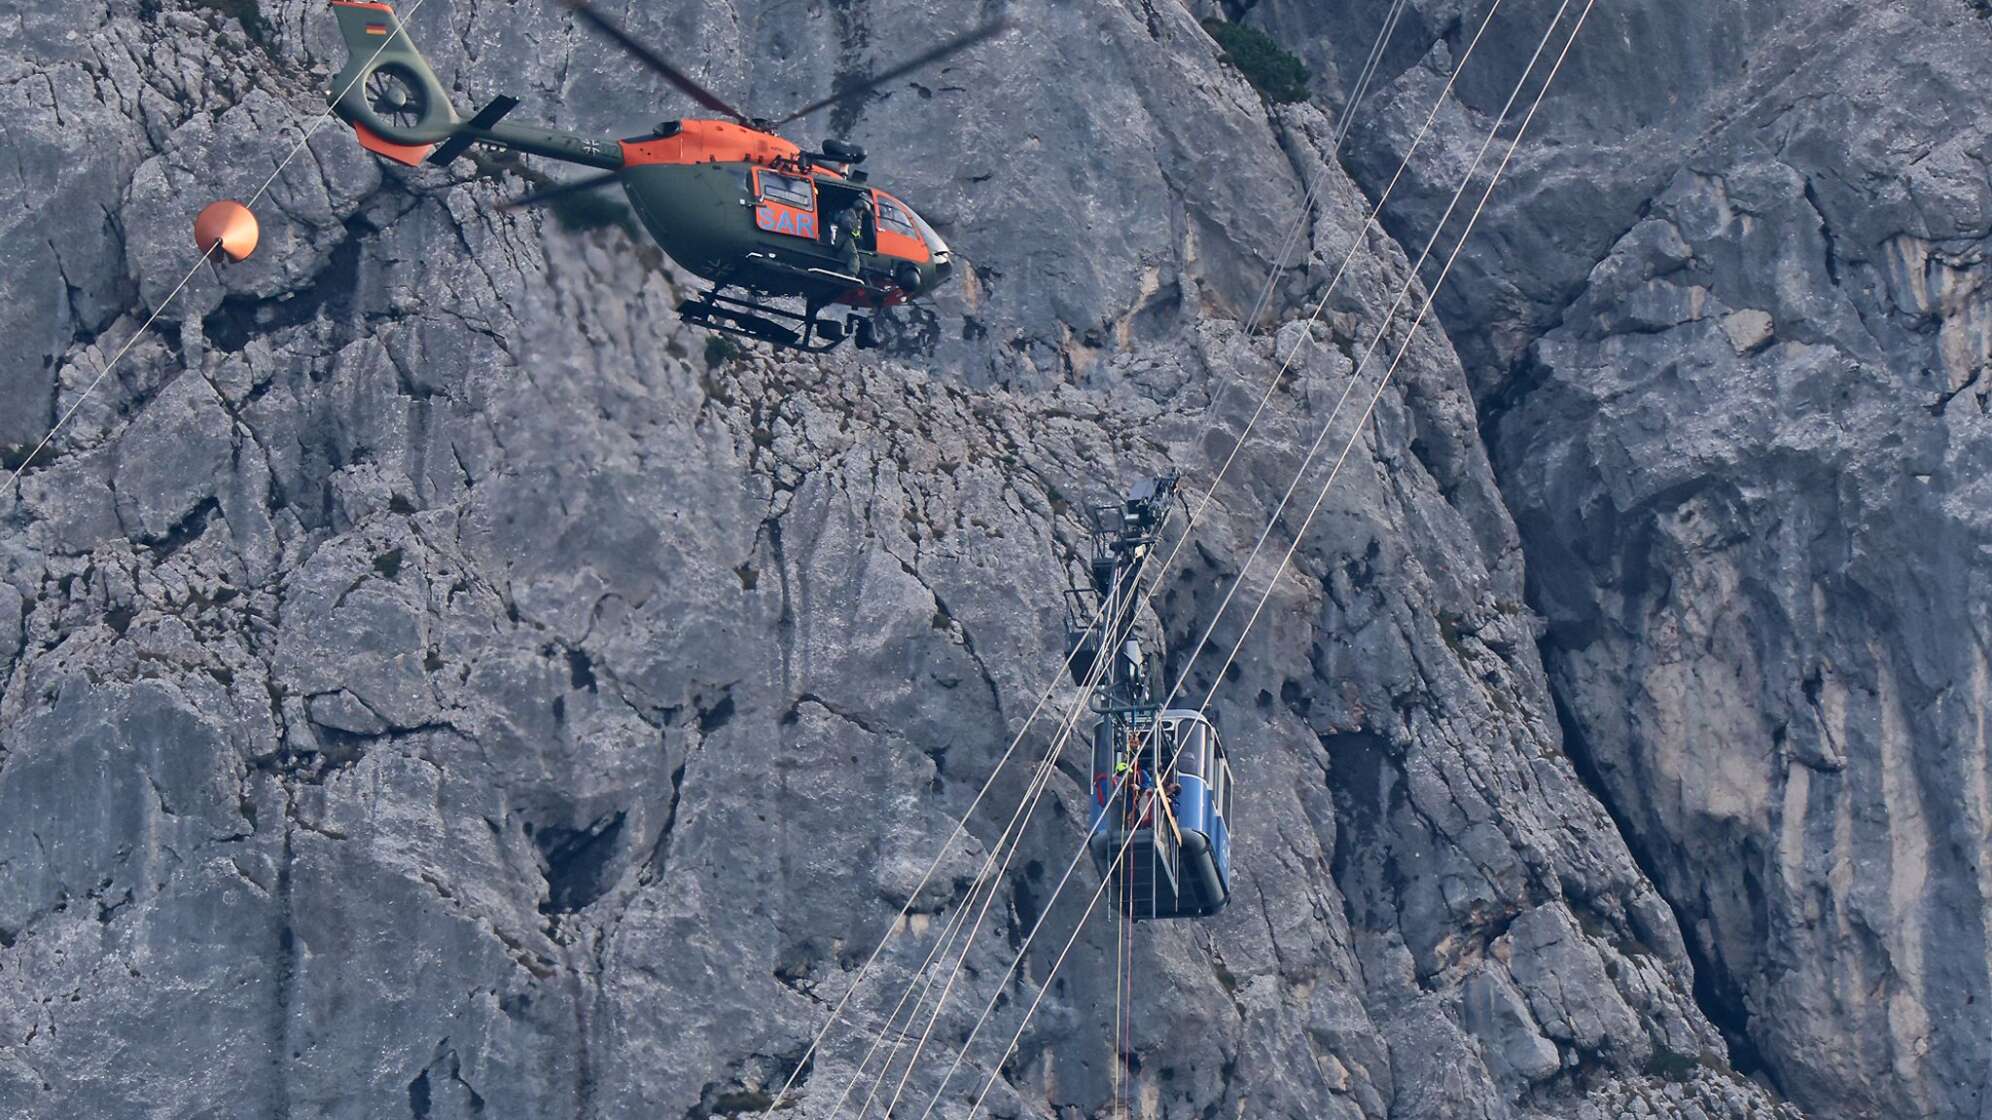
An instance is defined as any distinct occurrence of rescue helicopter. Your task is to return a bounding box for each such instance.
[326,0,1003,351]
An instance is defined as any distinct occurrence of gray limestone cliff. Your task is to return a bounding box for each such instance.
[1,0,1985,1118]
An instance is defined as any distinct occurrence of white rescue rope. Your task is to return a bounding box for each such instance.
[1,0,435,500]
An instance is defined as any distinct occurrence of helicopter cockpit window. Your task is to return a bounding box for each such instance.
[758,172,815,210]
[875,197,918,238]
[909,209,950,258]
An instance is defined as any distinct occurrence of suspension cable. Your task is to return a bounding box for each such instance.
[894,0,1543,1100]
[1124,833,1139,1120]
[863,499,1181,1116]
[831,745,1043,1118]
[854,714,1067,1117]
[794,650,1086,1117]
[773,510,1155,1118]
[830,557,1134,1117]
[1,0,437,501]
[1149,0,1574,740]
[968,4,1600,1105]
[848,1,1532,1105]
[1333,0,1411,153]
[830,863,987,1112]
[867,583,1129,1118]
[1162,0,1509,575]
[1236,0,1412,337]
[761,591,1117,1116]
[968,16,1597,1106]
[910,3,1597,1112]
[1111,846,1124,1120]
[768,1,1512,1107]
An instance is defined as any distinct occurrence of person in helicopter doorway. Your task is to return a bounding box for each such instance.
[834,194,874,277]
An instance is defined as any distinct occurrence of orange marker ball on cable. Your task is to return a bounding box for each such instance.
[194,200,260,262]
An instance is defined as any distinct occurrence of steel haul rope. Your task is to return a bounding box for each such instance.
[828,556,1142,1118]
[765,1,1521,1110]
[833,743,1050,1116]
[967,5,1599,1107]
[1,0,438,501]
[1237,0,1415,337]
[790,0,1530,1106]
[867,557,1143,1118]
[832,680,1078,1117]
[897,3,1598,1113]
[810,3,1512,1075]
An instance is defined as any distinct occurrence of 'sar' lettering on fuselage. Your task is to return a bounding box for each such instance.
[755,204,818,240]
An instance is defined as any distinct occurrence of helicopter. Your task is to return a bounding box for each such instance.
[326,0,1004,352]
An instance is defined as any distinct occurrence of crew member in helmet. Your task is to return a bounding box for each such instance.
[834,195,873,275]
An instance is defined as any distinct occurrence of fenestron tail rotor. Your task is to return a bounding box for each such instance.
[365,64,430,130]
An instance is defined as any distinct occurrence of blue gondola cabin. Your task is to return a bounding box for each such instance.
[1088,708,1233,919]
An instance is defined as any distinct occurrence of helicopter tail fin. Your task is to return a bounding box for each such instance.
[327,0,459,165]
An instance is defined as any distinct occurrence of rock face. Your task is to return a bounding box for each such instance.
[1298,0,1992,1116]
[0,3,1980,1120]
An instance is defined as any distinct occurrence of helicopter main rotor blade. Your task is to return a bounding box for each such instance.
[772,18,1008,127]
[501,170,622,210]
[560,0,754,126]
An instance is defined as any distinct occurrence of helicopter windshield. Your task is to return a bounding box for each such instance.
[875,197,918,238]
[905,205,949,260]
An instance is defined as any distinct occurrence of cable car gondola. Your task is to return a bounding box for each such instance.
[1088,707,1233,920]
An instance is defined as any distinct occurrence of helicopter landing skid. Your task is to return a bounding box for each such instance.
[679,290,875,353]
[742,253,900,298]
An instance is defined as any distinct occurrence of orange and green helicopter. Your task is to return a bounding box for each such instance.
[327,0,1003,351]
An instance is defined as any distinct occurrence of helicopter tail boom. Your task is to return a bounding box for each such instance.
[328,1,624,171]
